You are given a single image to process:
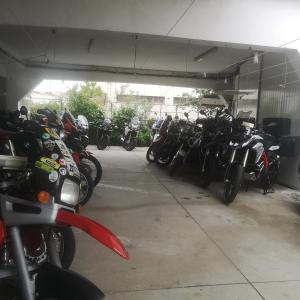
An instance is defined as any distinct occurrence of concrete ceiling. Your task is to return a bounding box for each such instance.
[1,0,300,48]
[0,25,261,75]
[0,0,298,108]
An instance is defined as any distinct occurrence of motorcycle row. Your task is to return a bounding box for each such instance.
[97,117,140,151]
[147,108,281,204]
[0,106,129,299]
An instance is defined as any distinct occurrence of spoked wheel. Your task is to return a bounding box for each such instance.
[81,155,102,186]
[97,135,109,150]
[223,164,244,205]
[78,165,94,206]
[21,227,75,270]
[146,146,155,162]
[51,227,76,269]
[124,139,136,151]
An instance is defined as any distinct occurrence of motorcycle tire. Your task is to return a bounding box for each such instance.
[155,146,172,167]
[52,227,76,269]
[124,139,136,151]
[169,155,183,176]
[223,163,244,205]
[81,155,102,186]
[146,146,155,163]
[78,165,94,206]
[97,135,109,150]
[200,156,217,188]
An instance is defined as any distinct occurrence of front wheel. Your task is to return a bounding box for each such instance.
[223,164,244,205]
[146,146,155,162]
[97,135,109,150]
[200,156,217,188]
[52,227,76,269]
[81,155,102,186]
[124,139,136,151]
[78,165,94,206]
[169,155,183,176]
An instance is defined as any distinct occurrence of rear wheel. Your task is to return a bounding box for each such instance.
[223,164,244,205]
[78,165,94,206]
[81,155,102,186]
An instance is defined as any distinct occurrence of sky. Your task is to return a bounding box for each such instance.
[33,80,196,97]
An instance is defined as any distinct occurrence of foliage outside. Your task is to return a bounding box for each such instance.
[67,82,104,128]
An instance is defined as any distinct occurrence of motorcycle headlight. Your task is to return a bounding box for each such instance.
[61,179,79,206]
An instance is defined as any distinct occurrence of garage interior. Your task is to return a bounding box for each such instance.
[1,1,300,299]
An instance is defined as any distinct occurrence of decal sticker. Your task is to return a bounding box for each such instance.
[45,128,60,139]
[67,163,80,178]
[55,140,71,157]
[44,140,56,151]
[49,171,58,182]
[42,133,50,140]
[40,157,60,170]
[59,158,66,165]
[59,167,67,176]
[35,161,53,173]
[51,153,59,160]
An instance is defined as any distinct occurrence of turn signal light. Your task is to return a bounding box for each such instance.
[37,191,51,204]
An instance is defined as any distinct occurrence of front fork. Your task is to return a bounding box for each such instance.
[10,226,34,300]
[10,226,62,300]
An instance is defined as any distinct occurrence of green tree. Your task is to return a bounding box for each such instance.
[67,82,104,127]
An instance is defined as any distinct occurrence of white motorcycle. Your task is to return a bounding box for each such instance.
[121,117,140,151]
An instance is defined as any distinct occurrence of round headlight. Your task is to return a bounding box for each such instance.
[61,179,79,206]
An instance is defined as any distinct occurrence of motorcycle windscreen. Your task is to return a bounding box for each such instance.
[36,262,104,300]
[56,209,129,259]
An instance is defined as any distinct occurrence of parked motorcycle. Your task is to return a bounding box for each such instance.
[97,118,113,150]
[121,117,140,151]
[223,121,280,204]
[169,116,202,175]
[154,118,181,167]
[146,116,172,163]
[0,107,129,299]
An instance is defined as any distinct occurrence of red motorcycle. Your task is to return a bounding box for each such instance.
[0,194,129,300]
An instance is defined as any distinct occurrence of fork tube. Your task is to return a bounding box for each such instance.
[229,149,236,163]
[243,149,250,167]
[10,226,34,300]
[46,228,62,268]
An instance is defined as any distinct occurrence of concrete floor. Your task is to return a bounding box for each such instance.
[72,146,300,300]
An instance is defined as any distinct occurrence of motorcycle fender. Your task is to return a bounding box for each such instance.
[72,152,81,164]
[80,150,93,158]
[56,209,129,260]
[0,219,6,247]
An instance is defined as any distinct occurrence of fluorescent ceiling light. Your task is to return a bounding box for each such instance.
[194,47,218,62]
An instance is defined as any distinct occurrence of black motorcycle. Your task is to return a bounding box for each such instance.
[223,122,280,204]
[97,118,113,150]
[154,118,181,167]
[146,116,172,163]
[169,119,202,176]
